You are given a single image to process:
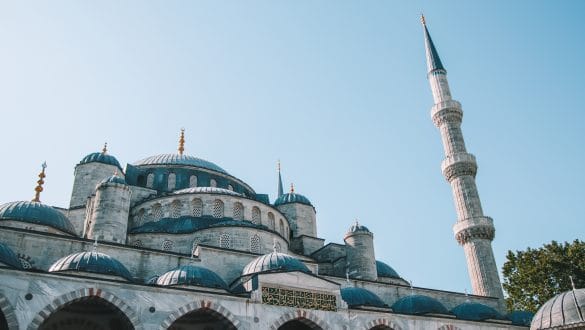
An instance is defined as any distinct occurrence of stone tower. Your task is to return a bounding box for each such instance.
[87,174,131,244]
[422,17,504,300]
[344,221,377,281]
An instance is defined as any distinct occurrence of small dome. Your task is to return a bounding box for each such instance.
[274,193,312,207]
[508,310,534,327]
[451,302,502,321]
[531,288,585,330]
[0,201,76,236]
[0,242,21,269]
[174,187,242,196]
[347,222,370,234]
[100,174,126,185]
[242,252,311,276]
[48,251,133,281]
[79,152,121,168]
[341,287,387,308]
[391,295,449,315]
[133,154,227,174]
[156,265,228,290]
[376,260,401,279]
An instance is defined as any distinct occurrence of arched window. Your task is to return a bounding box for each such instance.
[152,204,163,220]
[268,212,275,230]
[210,179,217,187]
[219,233,231,249]
[251,206,261,224]
[227,184,234,191]
[146,173,154,188]
[171,200,182,218]
[212,199,224,218]
[162,240,173,251]
[279,219,285,237]
[232,202,243,220]
[192,198,203,217]
[250,235,261,253]
[189,175,198,187]
[168,172,176,191]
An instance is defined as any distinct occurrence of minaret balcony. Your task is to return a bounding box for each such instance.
[441,153,477,181]
[453,216,495,245]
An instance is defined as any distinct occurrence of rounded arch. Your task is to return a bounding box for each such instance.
[363,318,403,330]
[159,300,240,330]
[438,325,462,330]
[270,310,329,330]
[0,294,18,330]
[27,288,142,330]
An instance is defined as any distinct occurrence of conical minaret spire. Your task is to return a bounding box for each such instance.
[277,160,284,197]
[422,17,504,302]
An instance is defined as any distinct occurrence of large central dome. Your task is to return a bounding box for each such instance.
[133,154,227,174]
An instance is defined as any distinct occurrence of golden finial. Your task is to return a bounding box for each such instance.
[178,128,185,156]
[420,13,426,26]
[290,183,295,193]
[32,162,47,203]
[102,142,108,154]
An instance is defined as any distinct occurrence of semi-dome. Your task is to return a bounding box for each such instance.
[0,201,76,236]
[156,265,228,290]
[49,251,133,281]
[0,242,21,269]
[391,295,449,315]
[274,192,312,207]
[531,288,585,330]
[242,251,311,276]
[341,287,387,308]
[174,187,242,196]
[133,154,227,174]
[79,152,121,169]
[376,260,400,279]
[508,310,534,327]
[451,302,502,321]
[100,174,126,185]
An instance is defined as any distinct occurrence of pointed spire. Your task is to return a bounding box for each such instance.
[421,15,446,74]
[102,142,108,154]
[178,128,185,156]
[277,160,284,197]
[290,183,295,193]
[32,162,47,202]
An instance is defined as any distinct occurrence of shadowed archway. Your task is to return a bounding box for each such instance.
[278,318,323,330]
[167,308,236,330]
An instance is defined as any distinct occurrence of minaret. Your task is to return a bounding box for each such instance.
[422,16,504,300]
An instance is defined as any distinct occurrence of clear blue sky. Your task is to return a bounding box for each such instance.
[0,1,583,294]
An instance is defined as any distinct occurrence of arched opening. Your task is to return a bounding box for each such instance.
[370,326,393,330]
[278,319,322,330]
[168,308,236,330]
[0,309,8,330]
[38,296,134,330]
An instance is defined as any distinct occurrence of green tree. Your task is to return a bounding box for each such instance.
[502,239,585,312]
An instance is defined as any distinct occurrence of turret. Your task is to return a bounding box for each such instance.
[86,174,131,243]
[422,16,504,301]
[275,183,316,238]
[344,221,377,281]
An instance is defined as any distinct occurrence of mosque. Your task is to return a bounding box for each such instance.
[0,17,582,330]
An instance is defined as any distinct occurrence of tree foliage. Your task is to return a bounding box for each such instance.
[502,239,585,312]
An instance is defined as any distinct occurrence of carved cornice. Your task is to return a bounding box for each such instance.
[431,101,463,127]
[453,216,495,245]
[442,160,477,182]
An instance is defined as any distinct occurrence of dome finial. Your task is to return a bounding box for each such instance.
[92,236,98,252]
[272,238,278,253]
[570,275,577,291]
[178,128,185,156]
[420,13,426,26]
[290,183,295,193]
[102,142,108,154]
[32,162,47,202]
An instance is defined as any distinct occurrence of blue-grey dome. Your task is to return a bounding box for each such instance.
[49,251,133,281]
[391,295,449,315]
[274,193,312,206]
[129,216,266,234]
[156,265,228,290]
[0,242,21,269]
[133,154,227,174]
[0,201,76,236]
[376,260,400,279]
[347,222,370,233]
[100,174,126,185]
[242,252,311,276]
[508,310,534,327]
[531,288,585,330]
[451,302,502,321]
[174,187,241,196]
[341,287,387,308]
[79,152,121,168]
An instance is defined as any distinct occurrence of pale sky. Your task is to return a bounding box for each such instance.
[0,1,583,294]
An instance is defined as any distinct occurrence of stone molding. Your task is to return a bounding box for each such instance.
[363,317,402,330]
[431,100,463,127]
[269,309,329,330]
[438,325,462,330]
[159,299,240,330]
[0,293,18,330]
[453,216,496,245]
[27,287,143,330]
[441,153,477,182]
